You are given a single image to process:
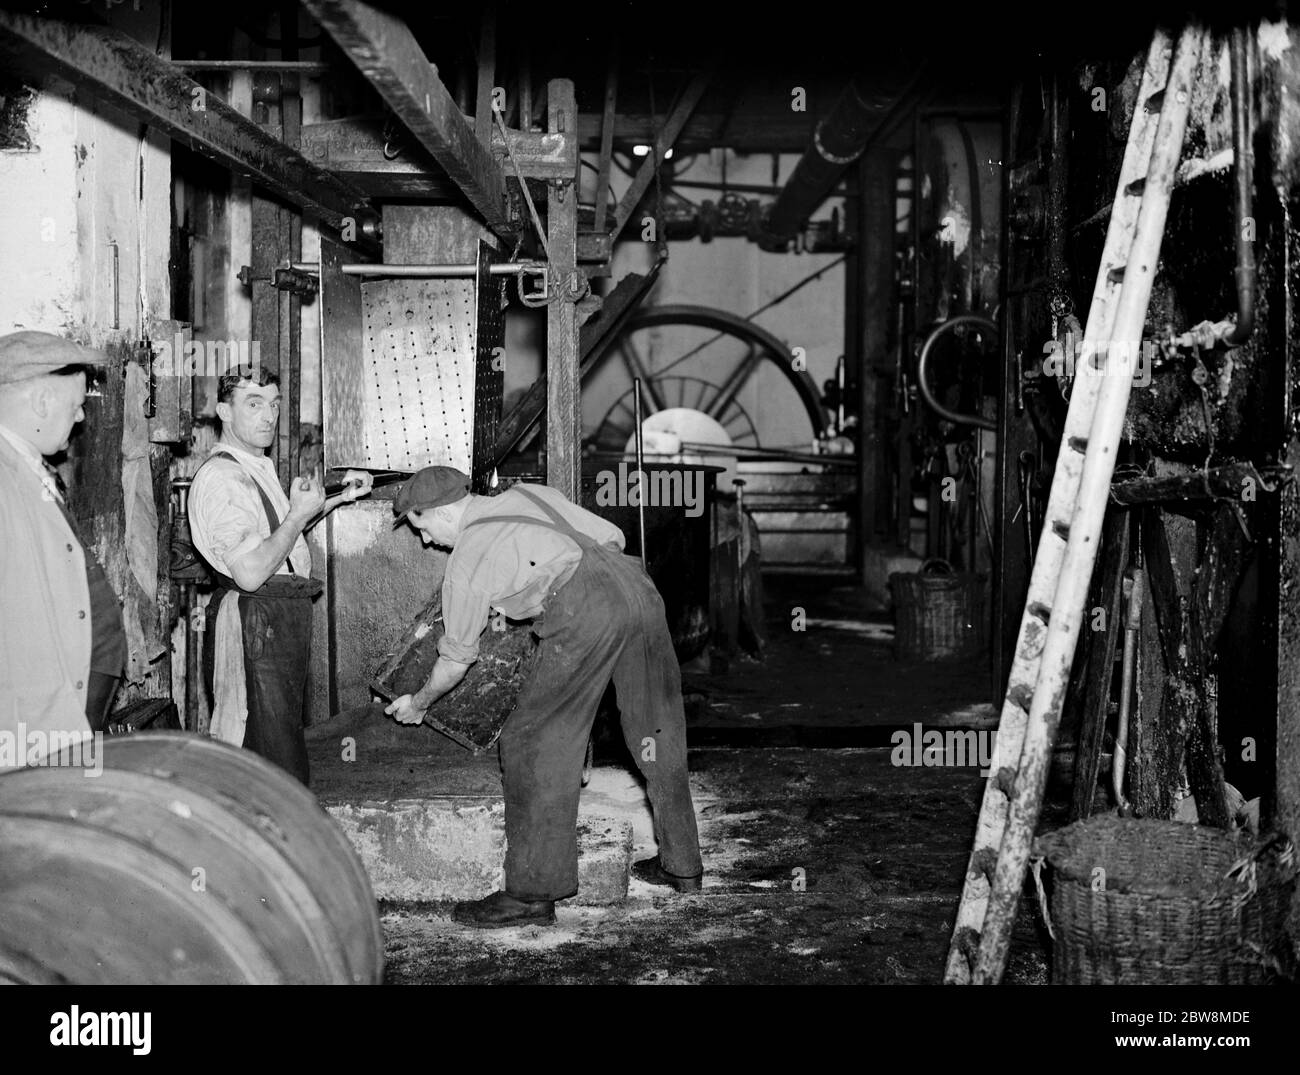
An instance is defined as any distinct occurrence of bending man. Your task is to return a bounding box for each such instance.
[387,467,702,927]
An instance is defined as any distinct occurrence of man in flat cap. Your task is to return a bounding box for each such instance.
[0,330,126,762]
[188,364,373,784]
[387,467,703,926]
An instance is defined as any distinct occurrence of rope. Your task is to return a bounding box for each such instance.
[492,100,590,309]
[492,98,550,263]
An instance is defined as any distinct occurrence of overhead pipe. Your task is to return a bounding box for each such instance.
[1223,25,1256,346]
[765,67,928,243]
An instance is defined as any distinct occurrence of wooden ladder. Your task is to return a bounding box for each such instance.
[944,23,1205,985]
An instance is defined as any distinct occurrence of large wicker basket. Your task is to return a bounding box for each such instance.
[1032,816,1297,985]
[889,558,986,661]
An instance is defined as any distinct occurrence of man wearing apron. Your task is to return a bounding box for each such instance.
[189,366,372,783]
[387,466,703,927]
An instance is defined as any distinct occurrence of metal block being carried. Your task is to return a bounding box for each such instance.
[370,595,538,753]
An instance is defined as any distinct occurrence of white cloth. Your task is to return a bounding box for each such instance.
[208,591,247,747]
[121,363,158,603]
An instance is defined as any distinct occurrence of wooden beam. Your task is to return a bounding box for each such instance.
[612,72,712,240]
[0,10,380,252]
[546,79,580,500]
[302,0,515,238]
[1067,508,1129,821]
[300,116,574,182]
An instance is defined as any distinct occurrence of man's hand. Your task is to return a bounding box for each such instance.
[340,470,374,503]
[289,470,326,523]
[385,694,426,725]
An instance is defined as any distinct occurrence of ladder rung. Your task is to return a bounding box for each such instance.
[992,766,1017,797]
[1008,682,1034,712]
[972,846,999,883]
[954,926,980,962]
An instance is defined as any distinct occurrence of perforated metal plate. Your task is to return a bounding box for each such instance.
[360,278,477,472]
[472,241,508,491]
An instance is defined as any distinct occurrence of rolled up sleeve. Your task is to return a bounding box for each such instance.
[190,467,263,573]
[436,573,492,665]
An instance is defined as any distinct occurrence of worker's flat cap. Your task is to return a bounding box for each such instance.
[0,331,108,387]
[394,466,471,523]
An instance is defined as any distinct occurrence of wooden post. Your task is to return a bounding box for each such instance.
[546,79,580,500]
[858,149,898,563]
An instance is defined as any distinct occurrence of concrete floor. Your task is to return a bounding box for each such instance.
[309,574,1058,984]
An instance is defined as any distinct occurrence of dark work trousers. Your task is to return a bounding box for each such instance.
[471,489,702,900]
[85,671,119,732]
[195,447,316,786]
[203,587,314,785]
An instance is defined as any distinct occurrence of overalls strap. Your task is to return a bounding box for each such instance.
[460,485,597,550]
[198,448,319,597]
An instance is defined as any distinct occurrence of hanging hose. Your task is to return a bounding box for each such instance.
[916,315,998,431]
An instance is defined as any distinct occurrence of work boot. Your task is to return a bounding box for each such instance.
[631,856,703,893]
[452,890,557,928]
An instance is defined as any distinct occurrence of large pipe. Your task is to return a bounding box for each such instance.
[1223,25,1256,346]
[765,68,927,243]
[916,315,998,430]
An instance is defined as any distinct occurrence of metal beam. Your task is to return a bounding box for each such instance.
[612,72,712,240]
[303,0,515,239]
[0,10,380,252]
[766,68,928,243]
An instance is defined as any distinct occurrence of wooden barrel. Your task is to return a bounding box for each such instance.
[0,731,384,984]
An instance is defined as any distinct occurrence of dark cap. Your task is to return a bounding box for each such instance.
[0,331,109,387]
[394,465,471,523]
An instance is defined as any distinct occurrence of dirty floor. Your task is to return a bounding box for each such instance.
[308,573,1060,984]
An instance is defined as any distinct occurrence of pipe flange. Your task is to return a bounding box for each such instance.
[814,124,863,167]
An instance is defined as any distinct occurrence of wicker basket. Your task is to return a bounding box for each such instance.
[889,558,986,661]
[1032,816,1297,985]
